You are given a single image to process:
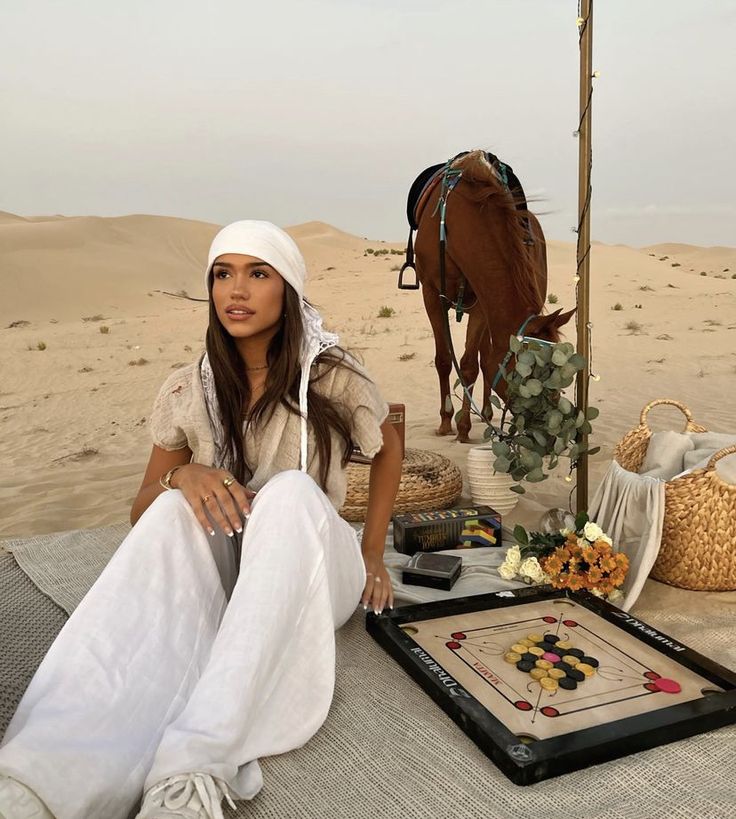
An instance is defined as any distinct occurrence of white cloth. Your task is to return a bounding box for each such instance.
[0,471,365,819]
[641,430,736,482]
[203,220,339,471]
[588,460,665,611]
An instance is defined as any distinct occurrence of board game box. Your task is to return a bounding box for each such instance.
[392,506,502,555]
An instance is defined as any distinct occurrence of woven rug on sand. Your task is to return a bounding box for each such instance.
[1,528,735,819]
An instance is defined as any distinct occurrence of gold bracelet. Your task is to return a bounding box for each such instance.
[160,465,183,491]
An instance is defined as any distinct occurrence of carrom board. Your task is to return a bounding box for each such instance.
[366,586,736,785]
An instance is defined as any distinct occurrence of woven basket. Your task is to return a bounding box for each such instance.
[340,447,462,522]
[613,399,736,591]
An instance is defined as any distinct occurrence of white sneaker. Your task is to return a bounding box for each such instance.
[136,772,236,819]
[0,776,55,819]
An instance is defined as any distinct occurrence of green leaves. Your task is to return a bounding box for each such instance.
[513,524,529,546]
[494,455,511,474]
[485,335,600,493]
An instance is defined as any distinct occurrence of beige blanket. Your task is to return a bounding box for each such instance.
[2,526,736,818]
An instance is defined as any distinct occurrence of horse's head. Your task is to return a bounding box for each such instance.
[523,308,576,344]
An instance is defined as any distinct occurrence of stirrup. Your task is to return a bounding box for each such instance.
[397,261,420,290]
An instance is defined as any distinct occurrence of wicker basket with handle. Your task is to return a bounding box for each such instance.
[613,399,736,591]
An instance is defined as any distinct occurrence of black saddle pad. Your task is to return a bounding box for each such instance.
[406,151,528,230]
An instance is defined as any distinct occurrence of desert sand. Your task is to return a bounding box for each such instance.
[1,210,735,539]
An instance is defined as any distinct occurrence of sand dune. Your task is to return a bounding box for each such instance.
[1,211,734,538]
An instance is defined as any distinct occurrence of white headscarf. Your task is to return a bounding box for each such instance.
[200,220,339,472]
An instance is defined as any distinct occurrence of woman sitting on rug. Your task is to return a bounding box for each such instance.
[0,220,402,819]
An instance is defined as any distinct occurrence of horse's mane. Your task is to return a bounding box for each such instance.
[450,150,543,309]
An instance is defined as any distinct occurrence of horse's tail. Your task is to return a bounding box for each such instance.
[451,151,544,309]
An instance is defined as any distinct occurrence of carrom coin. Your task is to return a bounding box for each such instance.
[528,646,544,657]
[543,634,560,644]
[519,638,535,647]
[555,640,572,650]
[527,633,544,643]
[580,656,599,668]
[511,644,528,655]
[540,676,558,691]
[559,676,578,690]
[548,668,566,680]
[576,662,596,677]
[568,668,585,682]
[562,654,580,666]
[535,659,553,670]
[504,652,522,664]
[530,668,548,681]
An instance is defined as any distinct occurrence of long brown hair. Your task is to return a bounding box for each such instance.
[204,275,367,489]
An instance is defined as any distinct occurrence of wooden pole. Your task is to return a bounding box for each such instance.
[575,0,593,512]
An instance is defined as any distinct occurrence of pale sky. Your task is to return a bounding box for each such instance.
[1,0,734,246]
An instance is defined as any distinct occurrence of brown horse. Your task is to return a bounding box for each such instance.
[412,150,574,441]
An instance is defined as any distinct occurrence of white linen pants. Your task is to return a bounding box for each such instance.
[0,470,365,819]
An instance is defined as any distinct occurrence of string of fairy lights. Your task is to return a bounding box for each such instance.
[566,1,597,500]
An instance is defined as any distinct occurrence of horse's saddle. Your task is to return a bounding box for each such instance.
[398,150,532,290]
[406,150,529,229]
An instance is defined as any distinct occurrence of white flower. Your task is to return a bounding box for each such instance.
[590,588,604,597]
[498,562,517,581]
[583,521,604,542]
[600,534,613,546]
[560,527,572,537]
[505,545,522,571]
[607,588,624,603]
[519,557,545,584]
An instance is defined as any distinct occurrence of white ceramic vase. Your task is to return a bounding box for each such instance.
[466,444,519,516]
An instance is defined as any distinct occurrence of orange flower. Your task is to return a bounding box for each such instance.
[608,568,626,587]
[566,573,584,591]
[596,579,614,595]
[542,554,563,576]
[581,546,597,565]
[587,566,603,585]
[615,552,630,570]
[600,555,617,573]
[594,539,612,554]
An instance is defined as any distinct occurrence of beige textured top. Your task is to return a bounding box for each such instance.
[149,355,389,510]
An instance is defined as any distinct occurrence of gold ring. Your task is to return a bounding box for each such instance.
[223,475,235,487]
[202,495,211,503]
[374,577,382,583]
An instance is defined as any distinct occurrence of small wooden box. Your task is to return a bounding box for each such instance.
[351,402,405,463]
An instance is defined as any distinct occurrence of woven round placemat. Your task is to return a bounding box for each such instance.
[614,399,736,591]
[340,448,462,522]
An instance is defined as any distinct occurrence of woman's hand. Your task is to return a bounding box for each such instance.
[172,463,255,537]
[361,552,393,614]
